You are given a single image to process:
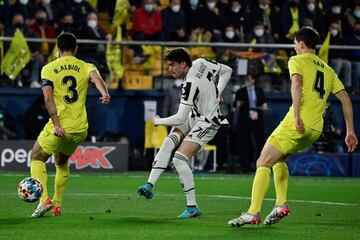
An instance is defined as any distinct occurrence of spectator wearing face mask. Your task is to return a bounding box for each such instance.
[59,0,95,29]
[328,20,352,90]
[345,21,360,94]
[183,0,204,41]
[196,0,223,42]
[249,0,280,42]
[226,0,250,40]
[344,3,360,37]
[161,0,186,41]
[324,0,348,35]
[77,11,112,75]
[303,0,325,38]
[56,12,78,35]
[34,0,59,26]
[10,0,36,25]
[278,0,306,43]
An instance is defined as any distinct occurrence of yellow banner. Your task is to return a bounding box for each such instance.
[112,0,129,26]
[1,29,31,80]
[86,0,97,9]
[144,120,168,148]
[318,32,330,64]
[47,44,58,63]
[106,25,124,89]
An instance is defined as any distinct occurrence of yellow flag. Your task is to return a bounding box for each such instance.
[144,120,168,148]
[47,44,58,63]
[86,0,97,9]
[1,29,31,80]
[112,0,129,26]
[0,38,3,74]
[106,25,124,89]
[318,32,330,64]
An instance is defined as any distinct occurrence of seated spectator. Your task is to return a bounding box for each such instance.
[183,0,205,41]
[249,0,280,42]
[328,20,352,90]
[56,12,78,35]
[278,0,306,43]
[195,0,223,42]
[161,0,186,41]
[28,9,56,87]
[303,0,325,38]
[227,0,250,41]
[77,11,112,75]
[215,25,242,65]
[34,0,59,26]
[345,21,360,94]
[59,0,95,29]
[10,0,36,25]
[5,13,42,88]
[324,0,349,35]
[344,3,360,36]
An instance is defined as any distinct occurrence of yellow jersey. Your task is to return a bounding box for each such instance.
[41,55,97,133]
[284,53,344,131]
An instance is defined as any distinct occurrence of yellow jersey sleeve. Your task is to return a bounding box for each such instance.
[288,56,303,77]
[86,63,98,79]
[331,74,345,94]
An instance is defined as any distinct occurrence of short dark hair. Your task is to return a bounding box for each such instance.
[294,26,320,50]
[164,48,192,67]
[57,33,77,52]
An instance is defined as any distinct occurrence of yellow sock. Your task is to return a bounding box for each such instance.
[272,161,289,206]
[248,166,271,214]
[30,160,48,203]
[53,163,69,207]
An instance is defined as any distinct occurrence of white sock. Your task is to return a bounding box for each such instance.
[147,132,180,186]
[173,151,197,207]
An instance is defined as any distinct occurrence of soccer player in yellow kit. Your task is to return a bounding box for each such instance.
[228,26,358,227]
[30,33,110,218]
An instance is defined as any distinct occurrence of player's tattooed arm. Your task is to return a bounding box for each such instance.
[90,70,110,104]
[42,85,65,137]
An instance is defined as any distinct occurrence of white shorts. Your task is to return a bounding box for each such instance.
[173,116,220,147]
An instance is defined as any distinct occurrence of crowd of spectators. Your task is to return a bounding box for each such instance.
[0,0,359,93]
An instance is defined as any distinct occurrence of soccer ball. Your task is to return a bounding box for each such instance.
[17,177,43,203]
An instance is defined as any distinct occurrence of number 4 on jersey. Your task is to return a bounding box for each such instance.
[313,70,325,99]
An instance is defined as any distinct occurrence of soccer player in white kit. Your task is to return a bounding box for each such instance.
[137,48,232,218]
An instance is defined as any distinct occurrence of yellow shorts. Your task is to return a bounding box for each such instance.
[267,120,321,155]
[37,129,87,156]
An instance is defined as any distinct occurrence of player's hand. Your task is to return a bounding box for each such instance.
[152,115,160,126]
[345,132,358,152]
[54,126,65,137]
[294,116,304,133]
[99,95,110,104]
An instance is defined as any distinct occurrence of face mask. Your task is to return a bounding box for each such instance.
[331,6,341,14]
[144,4,155,12]
[330,29,339,36]
[354,10,360,18]
[87,19,97,28]
[254,29,264,37]
[14,23,24,29]
[19,0,29,5]
[225,31,235,39]
[207,2,216,10]
[190,0,198,7]
[42,0,51,4]
[232,7,240,13]
[73,0,82,3]
[259,3,268,10]
[171,5,181,12]
[307,3,315,12]
[36,18,46,26]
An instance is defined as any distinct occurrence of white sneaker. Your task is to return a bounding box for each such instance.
[263,204,290,225]
[228,212,261,227]
[31,198,53,218]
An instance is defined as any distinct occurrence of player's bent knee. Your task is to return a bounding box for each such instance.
[172,151,189,168]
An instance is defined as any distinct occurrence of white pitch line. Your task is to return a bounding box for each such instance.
[5,192,358,206]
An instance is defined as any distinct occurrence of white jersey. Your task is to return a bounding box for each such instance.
[180,58,228,125]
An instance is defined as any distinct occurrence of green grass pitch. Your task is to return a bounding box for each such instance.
[1,172,360,240]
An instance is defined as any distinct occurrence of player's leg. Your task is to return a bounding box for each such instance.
[138,119,189,199]
[173,140,201,218]
[52,152,70,216]
[228,142,285,226]
[272,161,289,207]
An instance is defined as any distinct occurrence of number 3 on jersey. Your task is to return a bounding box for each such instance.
[313,70,325,99]
[62,76,78,103]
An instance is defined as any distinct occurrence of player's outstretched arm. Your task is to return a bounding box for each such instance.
[42,85,65,137]
[335,90,358,152]
[90,70,110,104]
[291,73,304,133]
[153,104,192,127]
[217,63,232,96]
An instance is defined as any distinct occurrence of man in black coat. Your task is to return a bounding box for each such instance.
[233,74,268,172]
